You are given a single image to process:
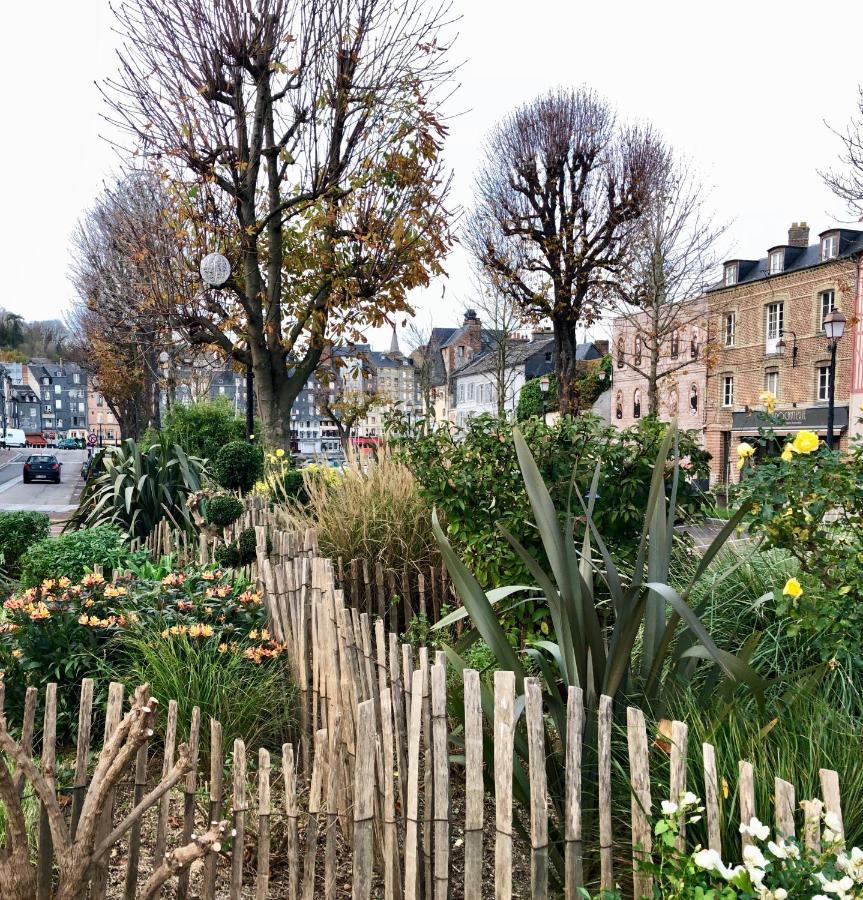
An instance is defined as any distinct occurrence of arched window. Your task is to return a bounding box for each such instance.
[633,389,642,419]
[634,335,642,366]
[616,336,625,369]
[690,384,698,415]
[615,390,623,420]
[670,330,680,359]
[690,325,700,360]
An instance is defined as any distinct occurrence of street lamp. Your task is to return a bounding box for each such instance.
[823,309,847,450]
[539,375,550,425]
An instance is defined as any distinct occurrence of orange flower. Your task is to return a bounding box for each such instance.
[104,585,127,599]
[81,573,105,587]
[58,577,71,589]
[162,573,186,587]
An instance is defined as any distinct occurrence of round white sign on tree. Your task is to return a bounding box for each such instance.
[200,253,232,287]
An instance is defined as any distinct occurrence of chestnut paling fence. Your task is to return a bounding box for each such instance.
[3,522,849,899]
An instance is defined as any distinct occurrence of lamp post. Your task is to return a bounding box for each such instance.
[823,309,847,450]
[539,375,550,425]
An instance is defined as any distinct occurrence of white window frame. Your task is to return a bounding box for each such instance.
[457,383,464,403]
[724,264,737,286]
[764,370,778,397]
[821,234,838,261]
[817,366,830,402]
[765,302,784,353]
[467,382,475,401]
[820,290,836,332]
[769,251,784,274]
[722,376,734,408]
[723,311,736,347]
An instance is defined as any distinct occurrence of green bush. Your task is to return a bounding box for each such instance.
[19,525,138,587]
[214,542,241,568]
[237,527,258,565]
[0,512,50,575]
[215,441,263,493]
[206,494,244,529]
[156,397,246,463]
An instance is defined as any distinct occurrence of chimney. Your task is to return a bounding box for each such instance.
[787,222,810,248]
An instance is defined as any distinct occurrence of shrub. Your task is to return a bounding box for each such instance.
[156,397,246,463]
[0,512,50,575]
[206,494,244,529]
[19,525,137,587]
[215,440,264,493]
[67,438,207,539]
[278,448,439,575]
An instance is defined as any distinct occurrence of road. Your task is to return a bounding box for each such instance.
[0,448,87,515]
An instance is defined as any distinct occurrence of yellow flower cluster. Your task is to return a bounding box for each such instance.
[781,430,820,461]
[237,590,263,606]
[205,585,232,599]
[104,585,127,599]
[77,614,123,628]
[160,622,214,638]
[80,573,105,587]
[736,442,755,471]
[26,602,51,621]
[758,390,777,414]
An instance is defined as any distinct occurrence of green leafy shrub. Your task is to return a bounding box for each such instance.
[237,527,258,565]
[154,397,246,463]
[0,512,50,575]
[214,542,240,568]
[393,413,709,588]
[215,440,264,493]
[67,438,207,538]
[206,494,244,529]
[19,525,139,587]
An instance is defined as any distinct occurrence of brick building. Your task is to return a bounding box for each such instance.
[705,222,863,483]
[611,296,708,438]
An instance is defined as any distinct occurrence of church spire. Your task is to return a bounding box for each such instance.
[389,324,400,355]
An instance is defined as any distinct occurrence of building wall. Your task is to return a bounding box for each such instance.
[453,368,525,425]
[610,299,708,436]
[87,391,122,445]
[705,257,856,483]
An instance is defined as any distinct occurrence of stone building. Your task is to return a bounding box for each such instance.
[610,296,708,438]
[26,360,88,438]
[705,222,863,483]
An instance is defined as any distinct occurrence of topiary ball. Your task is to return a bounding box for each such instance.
[206,493,244,529]
[237,527,258,566]
[214,541,241,568]
[214,441,264,494]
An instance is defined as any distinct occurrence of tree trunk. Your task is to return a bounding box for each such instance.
[0,846,37,898]
[648,350,660,416]
[553,315,581,417]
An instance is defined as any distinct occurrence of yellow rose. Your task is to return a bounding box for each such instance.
[782,577,803,599]
[780,445,794,462]
[736,442,755,459]
[791,430,819,454]
[758,390,776,413]
[736,457,746,471]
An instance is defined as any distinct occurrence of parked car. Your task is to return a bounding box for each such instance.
[57,438,80,450]
[23,455,62,484]
[0,428,26,448]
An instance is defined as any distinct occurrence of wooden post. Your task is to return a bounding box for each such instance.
[598,695,614,893]
[820,768,844,843]
[202,718,224,900]
[91,682,124,900]
[803,800,822,854]
[525,678,547,900]
[376,561,386,624]
[404,668,424,900]
[703,743,722,855]
[302,730,327,900]
[774,777,796,841]
[353,701,376,900]
[463,669,483,900]
[494,670,515,900]
[324,714,342,900]
[627,706,652,899]
[71,678,94,838]
[15,686,37,796]
[670,720,688,851]
[177,707,202,900]
[283,743,300,900]
[154,698,178,862]
[564,686,584,898]
[124,724,150,900]
[739,760,756,849]
[36,683,57,900]
[230,739,247,899]
[431,663,450,900]
[257,748,272,900]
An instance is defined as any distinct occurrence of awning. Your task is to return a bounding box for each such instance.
[731,405,848,433]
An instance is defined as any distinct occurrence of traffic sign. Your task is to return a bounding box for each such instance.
[87,433,97,446]
[200,253,231,287]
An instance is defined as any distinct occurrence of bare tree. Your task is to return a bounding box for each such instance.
[465,86,664,416]
[315,358,380,453]
[406,317,440,429]
[471,282,525,417]
[823,87,863,216]
[612,156,726,414]
[103,0,455,448]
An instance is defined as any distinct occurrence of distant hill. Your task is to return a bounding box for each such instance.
[0,310,68,362]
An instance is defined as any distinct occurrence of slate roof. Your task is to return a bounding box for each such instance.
[453,338,600,379]
[708,229,863,292]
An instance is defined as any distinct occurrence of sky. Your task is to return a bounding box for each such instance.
[3,0,862,349]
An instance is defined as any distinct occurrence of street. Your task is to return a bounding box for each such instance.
[0,448,87,515]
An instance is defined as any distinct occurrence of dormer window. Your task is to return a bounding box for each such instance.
[724,264,737,286]
[769,250,784,274]
[821,234,838,261]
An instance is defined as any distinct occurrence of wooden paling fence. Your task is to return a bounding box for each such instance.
[9,525,845,897]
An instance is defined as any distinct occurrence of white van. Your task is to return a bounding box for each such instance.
[1,428,26,448]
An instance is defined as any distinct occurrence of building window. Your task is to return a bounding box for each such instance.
[764,370,778,397]
[817,366,830,402]
[73,373,80,384]
[722,376,734,408]
[457,384,464,402]
[690,385,699,415]
[820,290,836,332]
[544,351,552,363]
[670,330,679,359]
[724,264,737,286]
[634,335,642,366]
[97,395,103,407]
[616,337,624,368]
[55,399,61,410]
[457,345,465,360]
[55,384,61,395]
[765,301,784,352]
[467,382,475,401]
[821,234,838,261]
[769,250,784,274]
[42,377,49,385]
[690,326,700,359]
[723,311,736,347]
[633,389,642,419]
[615,391,623,420]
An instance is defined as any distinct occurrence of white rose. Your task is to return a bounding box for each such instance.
[768,840,788,859]
[661,800,678,816]
[774,890,788,899]
[740,817,770,841]
[681,791,699,807]
[743,844,768,870]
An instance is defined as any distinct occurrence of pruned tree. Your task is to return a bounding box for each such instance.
[103,0,455,448]
[824,86,863,216]
[471,282,525,417]
[612,155,726,415]
[0,682,225,900]
[465,86,664,416]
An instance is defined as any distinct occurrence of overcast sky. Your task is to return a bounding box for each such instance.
[3,0,862,348]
